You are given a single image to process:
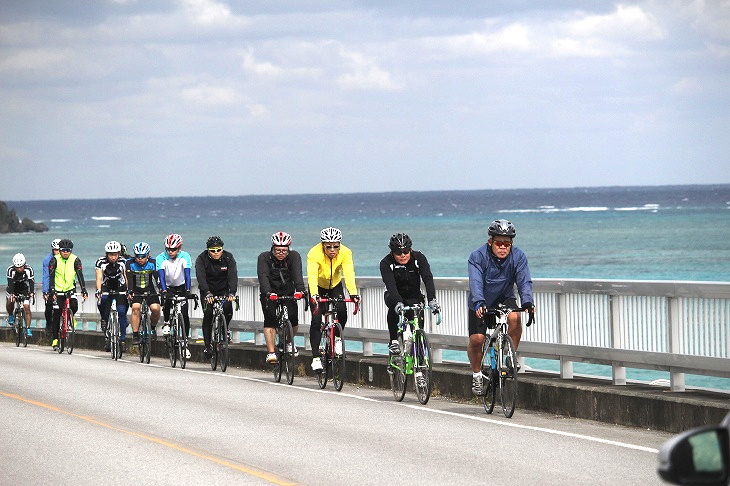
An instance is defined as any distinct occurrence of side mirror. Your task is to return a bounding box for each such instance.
[658,422,729,485]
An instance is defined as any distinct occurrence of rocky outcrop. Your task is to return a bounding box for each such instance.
[0,201,48,233]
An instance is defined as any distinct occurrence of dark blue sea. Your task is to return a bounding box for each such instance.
[3,184,730,281]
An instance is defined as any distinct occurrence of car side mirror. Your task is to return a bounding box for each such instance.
[658,424,729,485]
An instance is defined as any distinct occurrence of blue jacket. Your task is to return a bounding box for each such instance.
[468,243,533,311]
[42,252,54,293]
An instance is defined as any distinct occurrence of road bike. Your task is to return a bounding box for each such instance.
[314,296,360,391]
[480,303,534,418]
[209,295,239,372]
[268,292,306,384]
[10,293,33,348]
[101,291,127,360]
[165,293,199,369]
[55,291,77,355]
[388,303,441,404]
[135,292,158,364]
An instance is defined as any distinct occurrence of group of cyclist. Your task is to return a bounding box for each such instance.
[6,219,535,396]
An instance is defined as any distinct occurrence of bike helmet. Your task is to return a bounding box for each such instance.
[105,240,122,253]
[165,233,183,249]
[320,227,342,242]
[58,238,73,250]
[206,235,224,248]
[12,253,25,267]
[389,233,412,251]
[271,231,292,246]
[133,242,150,256]
[51,238,62,250]
[488,219,516,238]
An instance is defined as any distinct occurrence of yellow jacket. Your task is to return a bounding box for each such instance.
[306,243,357,296]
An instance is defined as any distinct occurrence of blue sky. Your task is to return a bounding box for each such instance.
[1,0,729,200]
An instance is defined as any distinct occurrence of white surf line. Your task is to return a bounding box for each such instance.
[399,403,659,453]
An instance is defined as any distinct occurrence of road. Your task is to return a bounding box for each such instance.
[0,342,672,485]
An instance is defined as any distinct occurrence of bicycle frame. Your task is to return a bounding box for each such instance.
[268,293,304,384]
[209,295,239,372]
[102,290,126,360]
[11,293,32,347]
[166,294,198,369]
[315,296,359,391]
[56,291,77,355]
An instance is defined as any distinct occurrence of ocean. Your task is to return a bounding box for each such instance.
[3,185,730,390]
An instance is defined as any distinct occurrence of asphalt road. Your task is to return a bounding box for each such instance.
[0,342,673,485]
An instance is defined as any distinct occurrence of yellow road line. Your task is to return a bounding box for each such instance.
[0,390,298,485]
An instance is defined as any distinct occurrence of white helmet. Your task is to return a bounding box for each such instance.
[51,238,62,249]
[13,253,26,267]
[271,231,292,246]
[105,241,122,253]
[320,227,342,242]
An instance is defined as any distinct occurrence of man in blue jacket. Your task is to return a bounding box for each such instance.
[467,219,534,396]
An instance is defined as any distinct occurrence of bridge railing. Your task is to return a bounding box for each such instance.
[3,277,729,392]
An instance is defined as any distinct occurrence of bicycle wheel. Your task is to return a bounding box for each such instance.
[283,319,295,385]
[332,322,345,392]
[168,319,177,368]
[316,326,329,389]
[481,341,496,414]
[66,314,75,354]
[273,321,284,382]
[219,318,229,373]
[15,308,24,347]
[110,313,120,360]
[499,334,518,418]
[211,314,221,371]
[177,312,187,369]
[58,308,67,354]
[389,334,407,401]
[139,314,149,363]
[413,330,433,405]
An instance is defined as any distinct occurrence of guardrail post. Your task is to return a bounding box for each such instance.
[610,295,626,385]
[362,340,373,356]
[667,296,685,392]
[254,330,265,346]
[558,293,573,379]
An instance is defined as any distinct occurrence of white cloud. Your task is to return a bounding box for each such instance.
[0,47,71,72]
[336,48,402,91]
[671,77,703,96]
[181,0,233,26]
[565,4,664,41]
[181,84,240,105]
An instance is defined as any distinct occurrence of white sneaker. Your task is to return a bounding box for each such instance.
[334,337,343,355]
[266,352,278,364]
[311,357,323,372]
[185,348,191,359]
[286,343,299,357]
[162,324,170,336]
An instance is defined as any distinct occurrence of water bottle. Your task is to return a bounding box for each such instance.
[403,327,412,355]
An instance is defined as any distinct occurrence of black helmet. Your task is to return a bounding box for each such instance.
[389,233,412,251]
[488,219,516,238]
[58,238,74,249]
[206,235,224,248]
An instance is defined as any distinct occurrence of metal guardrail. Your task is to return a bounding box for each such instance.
[3,277,729,392]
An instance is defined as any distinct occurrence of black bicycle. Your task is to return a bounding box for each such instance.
[135,293,158,364]
[314,296,360,391]
[101,291,126,360]
[10,293,33,348]
[268,293,306,385]
[209,295,239,372]
[166,293,199,369]
[480,303,534,418]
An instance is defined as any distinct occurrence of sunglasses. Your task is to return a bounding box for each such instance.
[392,248,411,256]
[273,248,289,254]
[60,248,72,252]
[208,247,223,253]
[323,244,340,250]
[135,254,148,259]
[166,247,180,252]
[492,240,512,248]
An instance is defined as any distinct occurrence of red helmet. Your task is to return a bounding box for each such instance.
[271,231,292,246]
[165,233,183,249]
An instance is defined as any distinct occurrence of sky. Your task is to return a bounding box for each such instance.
[1,0,729,201]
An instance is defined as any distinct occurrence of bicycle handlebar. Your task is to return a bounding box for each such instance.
[398,303,442,326]
[209,294,240,312]
[315,296,360,315]
[480,303,535,327]
[10,293,35,305]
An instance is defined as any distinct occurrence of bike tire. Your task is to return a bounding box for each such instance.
[332,322,345,392]
[58,309,67,354]
[413,330,433,405]
[15,308,24,347]
[139,314,148,363]
[66,315,75,354]
[211,314,221,371]
[219,317,229,373]
[111,313,120,360]
[389,334,407,401]
[481,341,496,414]
[273,321,284,382]
[168,317,177,368]
[177,312,187,369]
[283,319,295,385]
[316,327,329,389]
[499,334,518,418]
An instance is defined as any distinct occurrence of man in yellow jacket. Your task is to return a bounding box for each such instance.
[307,227,360,371]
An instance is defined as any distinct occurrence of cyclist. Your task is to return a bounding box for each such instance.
[467,219,535,396]
[126,242,161,344]
[257,231,306,364]
[195,236,238,360]
[41,238,61,335]
[379,233,440,355]
[156,233,194,359]
[6,253,35,336]
[306,227,360,372]
[95,241,130,351]
[48,239,88,351]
